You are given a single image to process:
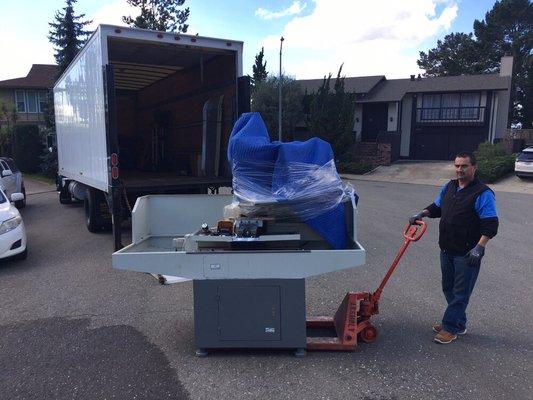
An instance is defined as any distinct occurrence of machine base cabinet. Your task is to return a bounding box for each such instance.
[193,279,306,355]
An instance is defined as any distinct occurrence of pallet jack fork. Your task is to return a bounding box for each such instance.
[307,220,427,351]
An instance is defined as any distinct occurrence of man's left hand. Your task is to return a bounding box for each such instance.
[467,244,485,267]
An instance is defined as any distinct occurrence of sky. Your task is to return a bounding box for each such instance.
[0,0,499,82]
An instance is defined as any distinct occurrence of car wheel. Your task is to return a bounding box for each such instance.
[15,185,26,209]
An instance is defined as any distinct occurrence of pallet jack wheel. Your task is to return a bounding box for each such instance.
[359,325,378,343]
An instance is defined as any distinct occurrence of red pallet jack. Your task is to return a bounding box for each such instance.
[306,220,427,351]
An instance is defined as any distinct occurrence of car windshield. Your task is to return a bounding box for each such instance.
[0,191,6,204]
[518,151,533,161]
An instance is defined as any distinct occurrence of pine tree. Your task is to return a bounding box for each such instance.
[48,0,92,78]
[123,0,189,32]
[252,47,268,85]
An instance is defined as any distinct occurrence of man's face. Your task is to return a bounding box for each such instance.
[454,156,476,182]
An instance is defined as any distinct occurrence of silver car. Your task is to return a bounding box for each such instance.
[0,157,26,209]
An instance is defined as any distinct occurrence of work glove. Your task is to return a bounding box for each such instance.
[409,212,425,225]
[466,244,485,267]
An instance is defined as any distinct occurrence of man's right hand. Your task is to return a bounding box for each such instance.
[409,211,426,225]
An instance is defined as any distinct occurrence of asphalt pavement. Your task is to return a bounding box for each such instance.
[0,179,531,400]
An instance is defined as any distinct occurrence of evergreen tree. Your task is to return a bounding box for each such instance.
[48,0,92,78]
[251,75,303,141]
[417,33,486,76]
[307,64,356,158]
[123,0,189,32]
[252,47,268,85]
[417,0,532,127]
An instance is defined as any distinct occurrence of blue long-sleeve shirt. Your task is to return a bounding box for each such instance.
[434,182,498,219]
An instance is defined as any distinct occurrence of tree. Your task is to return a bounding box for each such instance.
[252,47,268,86]
[251,75,303,141]
[417,33,486,76]
[48,0,92,78]
[0,103,17,156]
[417,0,533,127]
[306,64,356,158]
[123,0,189,32]
[473,0,533,126]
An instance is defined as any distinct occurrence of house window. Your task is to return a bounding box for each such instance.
[26,91,38,113]
[460,92,480,119]
[421,94,440,120]
[15,91,26,112]
[441,94,460,119]
[419,92,481,122]
[38,91,48,113]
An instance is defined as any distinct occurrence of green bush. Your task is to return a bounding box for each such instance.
[474,142,515,183]
[13,124,43,173]
[336,161,374,175]
[475,141,508,158]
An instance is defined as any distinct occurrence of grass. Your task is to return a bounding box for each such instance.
[24,173,55,186]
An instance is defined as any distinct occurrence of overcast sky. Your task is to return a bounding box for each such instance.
[0,0,497,81]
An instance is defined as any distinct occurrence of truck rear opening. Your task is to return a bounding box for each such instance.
[108,35,237,192]
[54,26,248,249]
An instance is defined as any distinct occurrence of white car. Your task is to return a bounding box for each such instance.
[0,189,27,260]
[515,146,533,179]
[0,157,26,208]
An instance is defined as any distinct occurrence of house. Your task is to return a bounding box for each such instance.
[298,56,512,161]
[0,64,58,128]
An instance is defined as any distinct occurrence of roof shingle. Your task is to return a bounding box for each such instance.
[0,64,58,89]
[297,75,385,94]
[358,74,511,103]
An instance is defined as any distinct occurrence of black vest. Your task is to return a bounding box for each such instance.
[439,178,492,255]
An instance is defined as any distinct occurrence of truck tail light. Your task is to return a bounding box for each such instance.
[111,166,119,180]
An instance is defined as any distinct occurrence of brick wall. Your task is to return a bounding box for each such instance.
[353,142,391,167]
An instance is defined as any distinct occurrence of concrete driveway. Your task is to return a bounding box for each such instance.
[341,161,533,195]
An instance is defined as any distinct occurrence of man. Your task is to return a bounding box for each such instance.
[409,152,498,344]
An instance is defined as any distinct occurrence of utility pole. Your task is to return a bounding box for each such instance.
[278,36,284,142]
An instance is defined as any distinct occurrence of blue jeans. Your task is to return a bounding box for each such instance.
[440,250,480,334]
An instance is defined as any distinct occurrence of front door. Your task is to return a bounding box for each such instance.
[362,103,388,141]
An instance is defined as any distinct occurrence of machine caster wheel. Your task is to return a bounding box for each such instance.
[195,348,209,357]
[294,348,306,358]
[359,325,378,343]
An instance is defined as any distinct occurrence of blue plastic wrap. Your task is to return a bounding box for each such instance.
[227,112,357,249]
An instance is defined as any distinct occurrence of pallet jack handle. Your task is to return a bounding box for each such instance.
[372,220,427,302]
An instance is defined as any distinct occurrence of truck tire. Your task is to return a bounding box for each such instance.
[84,189,112,232]
[15,185,26,209]
[59,187,72,204]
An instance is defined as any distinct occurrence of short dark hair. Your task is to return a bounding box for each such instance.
[455,151,477,166]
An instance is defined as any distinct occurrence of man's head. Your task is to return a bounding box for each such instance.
[454,151,477,183]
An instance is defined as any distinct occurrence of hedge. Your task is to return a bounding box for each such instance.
[13,124,43,173]
[474,142,515,183]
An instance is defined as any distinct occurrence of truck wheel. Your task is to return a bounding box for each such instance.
[59,187,72,204]
[85,189,112,232]
[15,185,26,209]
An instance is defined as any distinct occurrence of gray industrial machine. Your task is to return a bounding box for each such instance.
[113,194,365,356]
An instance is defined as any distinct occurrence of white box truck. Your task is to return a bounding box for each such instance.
[54,25,250,250]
